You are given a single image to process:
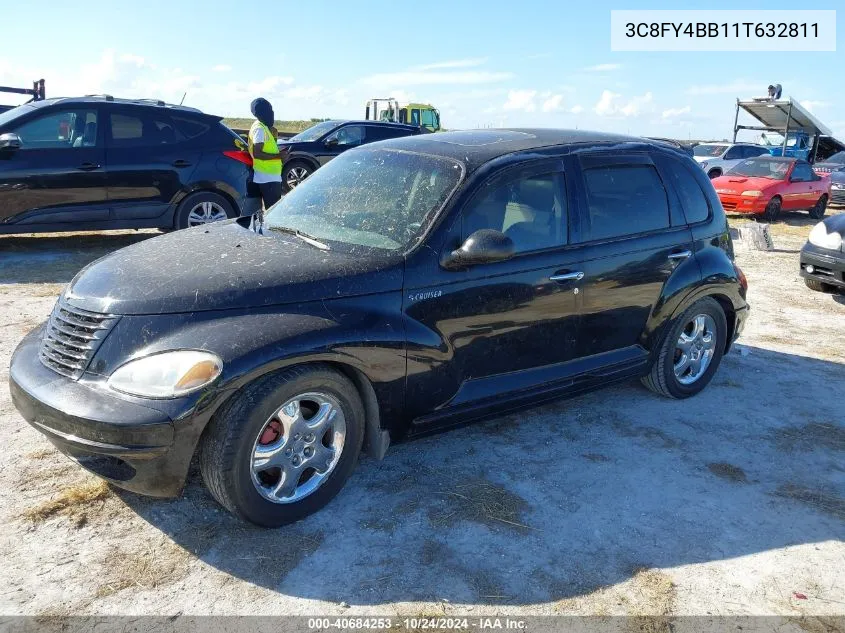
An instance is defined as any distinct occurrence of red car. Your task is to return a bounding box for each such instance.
[711,156,831,221]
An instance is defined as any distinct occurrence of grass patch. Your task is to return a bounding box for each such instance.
[773,422,845,453]
[431,479,532,532]
[22,479,110,526]
[775,484,845,521]
[707,462,749,484]
[95,540,192,598]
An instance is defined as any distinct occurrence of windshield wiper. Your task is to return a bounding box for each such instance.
[268,225,330,250]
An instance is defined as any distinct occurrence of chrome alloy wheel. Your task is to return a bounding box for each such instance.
[187,201,229,226]
[285,166,310,189]
[250,392,346,504]
[674,314,717,385]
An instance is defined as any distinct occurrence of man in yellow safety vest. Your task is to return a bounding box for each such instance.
[248,98,282,231]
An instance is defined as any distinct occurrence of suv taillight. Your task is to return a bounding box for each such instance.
[223,150,253,167]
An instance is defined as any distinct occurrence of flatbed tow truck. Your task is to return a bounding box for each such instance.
[732,95,845,163]
[0,79,46,115]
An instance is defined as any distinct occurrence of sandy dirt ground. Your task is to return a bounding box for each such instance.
[0,213,843,620]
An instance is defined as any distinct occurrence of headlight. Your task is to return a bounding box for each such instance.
[741,190,764,197]
[107,350,222,398]
[808,222,843,251]
[714,188,732,194]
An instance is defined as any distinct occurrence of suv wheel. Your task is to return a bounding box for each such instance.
[804,277,831,293]
[283,161,313,192]
[707,168,722,179]
[809,195,828,220]
[199,365,364,527]
[175,191,235,229]
[642,297,727,399]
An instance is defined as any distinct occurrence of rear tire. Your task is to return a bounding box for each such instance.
[199,365,364,527]
[809,194,828,220]
[641,297,727,399]
[174,191,235,230]
[764,196,782,222]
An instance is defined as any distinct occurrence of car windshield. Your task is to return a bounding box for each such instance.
[727,158,790,180]
[693,144,728,157]
[0,104,34,128]
[288,120,341,142]
[825,151,845,163]
[265,148,463,251]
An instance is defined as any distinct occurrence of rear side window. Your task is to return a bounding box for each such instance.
[109,112,185,147]
[663,159,711,224]
[365,125,411,141]
[172,115,211,140]
[743,146,768,158]
[582,165,670,241]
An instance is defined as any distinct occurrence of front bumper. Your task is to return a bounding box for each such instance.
[717,193,766,215]
[9,329,205,497]
[800,242,845,289]
[830,186,845,206]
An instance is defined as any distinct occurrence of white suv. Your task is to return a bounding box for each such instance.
[693,143,771,179]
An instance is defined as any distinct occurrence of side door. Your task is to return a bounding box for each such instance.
[316,124,365,166]
[789,161,820,209]
[0,107,107,226]
[105,106,201,221]
[571,151,696,360]
[403,159,587,428]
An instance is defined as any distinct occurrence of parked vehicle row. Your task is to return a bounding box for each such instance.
[10,130,749,526]
[692,142,771,179]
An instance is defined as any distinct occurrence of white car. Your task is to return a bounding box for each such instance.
[693,143,771,179]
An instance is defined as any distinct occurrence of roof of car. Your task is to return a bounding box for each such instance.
[23,96,205,115]
[324,119,422,131]
[370,128,667,171]
[745,155,796,162]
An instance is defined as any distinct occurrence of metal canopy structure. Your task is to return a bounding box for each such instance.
[732,96,845,162]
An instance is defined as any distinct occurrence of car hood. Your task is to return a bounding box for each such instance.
[65,221,404,315]
[711,175,778,192]
[820,213,845,235]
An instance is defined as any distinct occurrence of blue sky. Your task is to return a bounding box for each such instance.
[1,0,842,139]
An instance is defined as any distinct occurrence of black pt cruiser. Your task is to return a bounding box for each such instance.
[10,129,749,527]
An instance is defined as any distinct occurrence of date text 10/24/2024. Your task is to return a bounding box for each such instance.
[307,617,527,630]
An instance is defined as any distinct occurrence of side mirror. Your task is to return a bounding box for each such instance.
[0,133,22,152]
[441,229,515,270]
[325,137,339,148]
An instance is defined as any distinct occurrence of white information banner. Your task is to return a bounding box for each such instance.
[611,10,836,51]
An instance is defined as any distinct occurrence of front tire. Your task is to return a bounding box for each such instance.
[804,277,831,293]
[707,168,722,179]
[174,191,235,230]
[809,194,828,220]
[199,365,365,527]
[283,161,313,193]
[764,196,782,222]
[641,297,727,399]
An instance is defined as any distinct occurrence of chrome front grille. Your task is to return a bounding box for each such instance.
[39,300,119,379]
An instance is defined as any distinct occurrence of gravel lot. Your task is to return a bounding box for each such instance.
[0,213,843,619]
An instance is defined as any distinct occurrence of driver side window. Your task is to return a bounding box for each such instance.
[12,109,98,150]
[327,125,364,147]
[461,172,566,254]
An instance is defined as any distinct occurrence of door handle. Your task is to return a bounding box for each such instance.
[76,162,100,171]
[172,160,192,168]
[668,250,692,261]
[549,271,584,282]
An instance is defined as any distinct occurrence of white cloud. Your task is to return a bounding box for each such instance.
[246,75,294,94]
[662,106,691,119]
[503,90,537,112]
[542,94,563,113]
[570,105,584,114]
[359,70,513,87]
[119,54,146,68]
[415,58,487,71]
[800,100,830,113]
[594,90,654,117]
[583,63,622,72]
[686,79,766,96]
[212,64,232,73]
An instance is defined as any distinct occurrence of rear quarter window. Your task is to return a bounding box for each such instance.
[663,158,711,224]
[171,115,211,140]
[582,164,670,241]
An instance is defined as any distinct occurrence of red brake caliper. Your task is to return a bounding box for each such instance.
[259,419,283,445]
